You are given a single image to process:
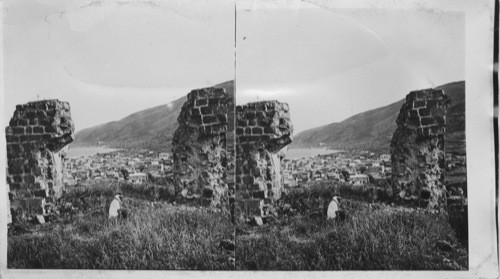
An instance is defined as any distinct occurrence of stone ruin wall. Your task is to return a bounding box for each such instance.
[391,89,450,209]
[235,101,293,220]
[6,100,75,222]
[172,84,235,208]
[171,85,293,219]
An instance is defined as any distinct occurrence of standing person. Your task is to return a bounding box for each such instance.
[327,196,341,220]
[109,192,123,219]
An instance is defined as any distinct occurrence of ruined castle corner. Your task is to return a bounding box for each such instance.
[6,100,75,222]
[235,101,293,220]
[390,89,450,208]
[172,82,235,208]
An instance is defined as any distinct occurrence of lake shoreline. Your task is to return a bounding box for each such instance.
[286,147,343,159]
[66,146,120,158]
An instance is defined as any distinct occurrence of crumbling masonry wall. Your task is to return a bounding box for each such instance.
[6,100,75,222]
[172,83,235,207]
[235,101,293,219]
[391,89,450,209]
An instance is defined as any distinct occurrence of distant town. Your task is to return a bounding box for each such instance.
[63,148,173,186]
[63,146,467,192]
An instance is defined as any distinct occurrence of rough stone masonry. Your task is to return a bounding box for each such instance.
[6,100,75,222]
[172,81,235,208]
[172,82,293,219]
[391,89,450,209]
[235,101,293,220]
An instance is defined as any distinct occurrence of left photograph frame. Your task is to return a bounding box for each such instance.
[3,0,235,270]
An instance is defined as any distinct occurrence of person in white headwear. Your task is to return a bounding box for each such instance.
[327,196,341,220]
[108,193,123,219]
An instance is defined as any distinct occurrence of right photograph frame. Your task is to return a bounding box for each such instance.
[234,0,469,270]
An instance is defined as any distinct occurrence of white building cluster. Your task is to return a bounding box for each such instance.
[281,151,393,189]
[63,150,174,186]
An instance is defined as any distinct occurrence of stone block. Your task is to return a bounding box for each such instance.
[237,119,248,127]
[409,110,419,118]
[418,108,431,117]
[44,125,57,133]
[208,98,220,106]
[8,165,24,175]
[200,106,212,115]
[13,127,25,135]
[6,135,20,143]
[23,175,36,184]
[196,99,208,106]
[243,176,255,185]
[421,117,436,126]
[7,144,22,158]
[408,116,420,127]
[252,190,266,199]
[413,100,426,109]
[34,189,48,198]
[202,115,217,125]
[248,118,257,126]
[9,183,21,191]
[216,113,227,124]
[13,175,23,183]
[252,127,263,135]
[19,198,45,215]
[212,124,227,134]
[244,111,256,120]
[432,90,444,99]
[191,108,201,117]
[436,116,446,125]
[190,115,203,126]
[33,126,45,134]
[5,126,13,135]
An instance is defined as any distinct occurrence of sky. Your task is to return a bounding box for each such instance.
[3,0,234,132]
[3,0,464,134]
[236,1,465,133]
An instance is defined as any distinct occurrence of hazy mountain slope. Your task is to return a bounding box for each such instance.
[291,81,465,153]
[436,81,466,155]
[72,81,234,151]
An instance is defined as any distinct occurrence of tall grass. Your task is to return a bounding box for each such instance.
[236,202,467,270]
[8,181,234,270]
[282,181,393,216]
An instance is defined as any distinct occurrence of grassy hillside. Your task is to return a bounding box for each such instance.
[72,81,234,151]
[291,81,465,153]
[8,181,234,269]
[237,181,467,270]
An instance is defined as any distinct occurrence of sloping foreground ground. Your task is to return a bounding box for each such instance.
[8,181,467,270]
[8,181,234,269]
[237,199,467,270]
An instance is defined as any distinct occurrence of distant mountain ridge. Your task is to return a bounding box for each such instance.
[73,80,463,154]
[72,81,234,151]
[290,81,465,154]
